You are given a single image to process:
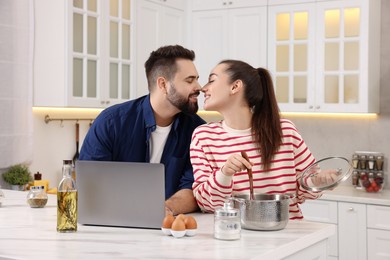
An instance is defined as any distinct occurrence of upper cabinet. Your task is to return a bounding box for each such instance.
[135,0,187,98]
[268,0,381,113]
[191,0,267,109]
[34,0,134,108]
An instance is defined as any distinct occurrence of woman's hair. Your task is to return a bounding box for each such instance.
[144,45,195,91]
[219,60,282,171]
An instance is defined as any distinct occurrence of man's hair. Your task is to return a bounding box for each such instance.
[144,45,195,91]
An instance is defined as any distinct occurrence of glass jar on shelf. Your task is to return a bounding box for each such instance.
[26,186,48,208]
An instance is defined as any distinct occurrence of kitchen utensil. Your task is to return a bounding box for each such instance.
[72,122,80,165]
[241,151,254,200]
[231,193,292,231]
[300,157,352,192]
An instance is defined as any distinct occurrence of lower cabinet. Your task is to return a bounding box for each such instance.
[300,200,390,260]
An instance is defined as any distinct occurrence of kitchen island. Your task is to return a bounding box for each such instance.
[0,190,335,259]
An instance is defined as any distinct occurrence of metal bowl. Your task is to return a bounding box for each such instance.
[232,193,291,231]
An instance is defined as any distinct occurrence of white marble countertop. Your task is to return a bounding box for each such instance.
[0,190,335,260]
[319,185,390,206]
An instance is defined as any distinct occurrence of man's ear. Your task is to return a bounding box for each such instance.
[231,80,243,95]
[156,76,168,94]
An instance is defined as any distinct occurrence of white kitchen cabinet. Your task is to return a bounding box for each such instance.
[191,0,266,11]
[135,0,186,98]
[268,0,381,113]
[367,205,390,260]
[34,0,134,108]
[338,202,367,260]
[191,1,267,108]
[301,199,390,260]
[300,200,339,258]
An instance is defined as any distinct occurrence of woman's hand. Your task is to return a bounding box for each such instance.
[310,166,341,188]
[221,153,253,176]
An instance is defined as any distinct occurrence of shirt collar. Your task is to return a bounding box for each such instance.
[142,94,156,130]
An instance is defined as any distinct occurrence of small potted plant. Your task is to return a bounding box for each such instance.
[2,164,33,191]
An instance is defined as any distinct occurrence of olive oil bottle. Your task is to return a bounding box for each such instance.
[57,160,78,232]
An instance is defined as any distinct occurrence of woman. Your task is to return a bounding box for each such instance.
[190,60,323,220]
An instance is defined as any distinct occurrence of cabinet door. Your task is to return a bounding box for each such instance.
[367,229,390,260]
[338,202,367,260]
[191,0,266,11]
[228,7,267,68]
[192,9,228,108]
[367,205,390,231]
[268,3,316,112]
[146,0,186,10]
[300,200,338,257]
[136,0,185,98]
[315,0,380,113]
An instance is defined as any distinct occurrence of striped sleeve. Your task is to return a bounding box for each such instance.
[190,124,234,212]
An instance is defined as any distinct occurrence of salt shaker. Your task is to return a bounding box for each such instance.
[214,199,241,240]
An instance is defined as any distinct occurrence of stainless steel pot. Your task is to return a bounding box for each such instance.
[231,194,291,231]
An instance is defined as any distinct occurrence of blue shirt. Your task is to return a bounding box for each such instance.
[79,95,206,199]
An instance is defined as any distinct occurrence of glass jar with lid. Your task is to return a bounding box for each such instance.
[27,186,48,208]
[214,200,241,240]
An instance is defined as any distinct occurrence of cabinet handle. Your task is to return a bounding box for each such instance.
[229,1,233,4]
[348,207,354,211]
[100,101,105,105]
[223,2,227,5]
[315,106,320,109]
[309,105,314,109]
[105,101,110,105]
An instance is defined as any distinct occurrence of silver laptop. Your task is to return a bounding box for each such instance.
[76,160,165,229]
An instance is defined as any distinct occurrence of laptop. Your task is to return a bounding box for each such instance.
[76,160,165,229]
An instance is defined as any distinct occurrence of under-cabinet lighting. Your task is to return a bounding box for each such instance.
[281,112,378,119]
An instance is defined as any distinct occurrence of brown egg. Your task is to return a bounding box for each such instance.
[184,216,197,229]
[162,214,175,228]
[171,218,186,231]
[176,214,187,221]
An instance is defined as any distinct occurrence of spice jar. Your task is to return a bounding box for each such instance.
[352,154,359,169]
[368,155,375,170]
[376,156,384,171]
[352,171,359,186]
[359,155,367,170]
[27,186,48,208]
[214,200,241,240]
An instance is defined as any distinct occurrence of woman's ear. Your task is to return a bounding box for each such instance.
[231,80,243,95]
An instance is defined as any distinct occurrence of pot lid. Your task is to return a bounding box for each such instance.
[300,157,353,192]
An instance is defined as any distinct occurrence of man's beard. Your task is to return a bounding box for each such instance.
[167,82,199,114]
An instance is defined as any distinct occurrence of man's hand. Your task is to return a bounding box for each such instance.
[165,189,199,216]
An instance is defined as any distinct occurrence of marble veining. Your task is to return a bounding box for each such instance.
[0,190,334,259]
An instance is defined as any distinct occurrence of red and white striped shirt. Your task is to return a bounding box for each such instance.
[190,119,322,220]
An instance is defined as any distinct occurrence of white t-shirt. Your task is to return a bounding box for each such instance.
[149,124,172,163]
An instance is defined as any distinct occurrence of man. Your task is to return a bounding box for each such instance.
[79,45,206,215]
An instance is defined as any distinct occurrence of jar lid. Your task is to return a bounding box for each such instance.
[300,157,353,192]
[215,201,239,217]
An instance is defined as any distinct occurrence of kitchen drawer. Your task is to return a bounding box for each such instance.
[300,200,338,224]
[367,229,390,260]
[367,205,390,231]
